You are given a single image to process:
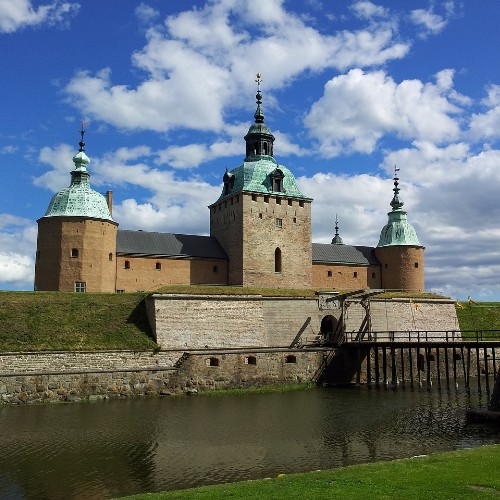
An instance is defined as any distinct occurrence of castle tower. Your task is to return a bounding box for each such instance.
[374,171,425,291]
[34,129,118,292]
[209,75,312,288]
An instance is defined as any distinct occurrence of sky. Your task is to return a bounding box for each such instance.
[1,0,499,300]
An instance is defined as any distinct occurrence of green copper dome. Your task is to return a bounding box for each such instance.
[216,75,310,202]
[217,158,309,201]
[43,137,114,222]
[377,174,421,247]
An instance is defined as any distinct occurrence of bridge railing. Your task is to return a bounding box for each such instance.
[344,330,500,343]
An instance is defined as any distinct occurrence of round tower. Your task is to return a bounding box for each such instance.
[374,171,424,291]
[34,129,118,292]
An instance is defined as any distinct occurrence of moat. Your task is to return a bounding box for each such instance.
[1,384,499,500]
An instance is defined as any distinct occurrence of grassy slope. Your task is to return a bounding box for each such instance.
[0,291,156,351]
[456,302,500,334]
[122,445,500,500]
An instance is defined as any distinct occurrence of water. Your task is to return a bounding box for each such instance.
[0,384,498,499]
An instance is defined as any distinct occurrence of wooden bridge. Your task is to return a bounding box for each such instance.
[312,330,500,394]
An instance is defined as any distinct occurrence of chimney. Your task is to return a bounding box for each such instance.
[106,190,113,215]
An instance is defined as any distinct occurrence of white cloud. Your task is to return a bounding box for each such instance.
[409,2,455,38]
[304,69,464,156]
[135,3,159,24]
[0,0,79,33]
[0,214,36,288]
[350,1,388,20]
[35,143,77,192]
[65,0,409,134]
[469,84,500,141]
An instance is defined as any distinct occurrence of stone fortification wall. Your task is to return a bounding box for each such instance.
[146,294,323,349]
[0,350,180,374]
[0,348,324,404]
[340,299,459,340]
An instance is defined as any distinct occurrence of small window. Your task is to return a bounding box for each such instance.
[299,200,304,208]
[124,261,130,269]
[206,357,220,367]
[415,262,419,268]
[245,356,257,365]
[288,199,293,206]
[285,355,297,364]
[252,194,257,202]
[264,196,270,203]
[108,253,113,261]
[385,263,388,269]
[293,217,297,223]
[116,289,125,293]
[276,197,282,205]
[156,262,161,270]
[74,282,86,293]
[259,213,263,219]
[327,271,332,277]
[354,272,358,278]
[372,272,376,278]
[71,248,79,258]
[275,218,283,228]
[213,265,218,273]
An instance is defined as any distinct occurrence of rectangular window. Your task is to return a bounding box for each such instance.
[275,218,283,228]
[299,200,304,208]
[252,194,257,202]
[264,195,269,203]
[71,248,79,258]
[354,272,358,278]
[74,282,86,293]
[327,270,332,277]
[276,197,282,205]
[116,289,125,293]
[288,199,293,206]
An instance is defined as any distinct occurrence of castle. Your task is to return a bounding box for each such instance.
[34,80,424,293]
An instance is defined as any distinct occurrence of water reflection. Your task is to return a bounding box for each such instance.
[0,383,498,499]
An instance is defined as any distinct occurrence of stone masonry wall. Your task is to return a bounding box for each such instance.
[147,294,325,349]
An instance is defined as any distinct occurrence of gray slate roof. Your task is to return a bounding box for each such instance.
[117,230,228,260]
[312,243,379,266]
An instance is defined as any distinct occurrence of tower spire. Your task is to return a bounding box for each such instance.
[244,73,275,160]
[79,121,87,152]
[390,166,404,211]
[331,214,344,244]
[254,72,264,124]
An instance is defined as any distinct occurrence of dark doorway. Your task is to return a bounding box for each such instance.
[321,315,343,345]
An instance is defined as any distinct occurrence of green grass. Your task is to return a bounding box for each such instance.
[456,302,500,337]
[0,291,156,351]
[120,445,500,499]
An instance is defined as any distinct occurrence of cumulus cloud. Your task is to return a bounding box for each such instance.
[350,1,388,20]
[469,84,500,141]
[0,0,79,33]
[65,0,409,133]
[0,214,36,288]
[304,69,464,156]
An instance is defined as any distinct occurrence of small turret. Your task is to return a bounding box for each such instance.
[374,169,425,291]
[331,215,344,245]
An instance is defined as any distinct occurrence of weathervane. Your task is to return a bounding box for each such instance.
[79,120,88,152]
[255,72,262,93]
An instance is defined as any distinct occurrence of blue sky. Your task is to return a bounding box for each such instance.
[1,0,499,300]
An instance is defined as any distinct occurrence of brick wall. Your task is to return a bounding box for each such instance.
[312,263,381,289]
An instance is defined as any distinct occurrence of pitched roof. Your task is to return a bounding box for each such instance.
[312,243,379,266]
[116,230,228,260]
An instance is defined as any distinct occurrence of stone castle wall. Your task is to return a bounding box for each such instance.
[147,294,324,349]
[375,246,425,291]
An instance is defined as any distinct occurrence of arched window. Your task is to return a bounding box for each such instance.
[263,142,268,155]
[274,247,282,273]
